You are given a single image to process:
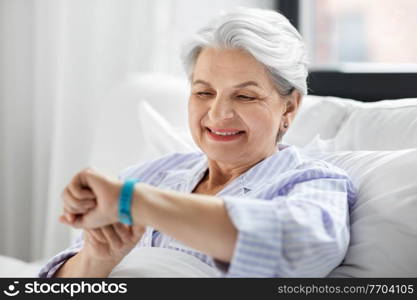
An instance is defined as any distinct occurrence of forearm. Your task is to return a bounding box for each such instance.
[53,250,117,278]
[131,183,237,262]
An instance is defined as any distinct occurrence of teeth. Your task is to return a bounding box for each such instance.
[211,129,241,136]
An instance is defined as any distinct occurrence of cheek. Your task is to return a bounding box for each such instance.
[188,98,205,132]
[241,105,278,137]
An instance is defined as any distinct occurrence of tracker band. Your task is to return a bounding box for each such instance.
[119,178,139,225]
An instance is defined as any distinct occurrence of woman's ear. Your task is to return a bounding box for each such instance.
[283,90,302,122]
[276,91,302,144]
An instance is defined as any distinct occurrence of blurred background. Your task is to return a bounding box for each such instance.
[1,0,416,263]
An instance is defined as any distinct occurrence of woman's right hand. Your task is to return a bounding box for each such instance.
[81,223,145,264]
[54,223,145,278]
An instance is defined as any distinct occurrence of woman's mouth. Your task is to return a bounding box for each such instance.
[206,127,245,142]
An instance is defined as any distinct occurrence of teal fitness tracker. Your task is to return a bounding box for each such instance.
[119,178,140,225]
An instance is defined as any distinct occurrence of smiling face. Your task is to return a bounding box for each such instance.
[188,47,296,166]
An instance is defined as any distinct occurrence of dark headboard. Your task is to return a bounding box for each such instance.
[308,71,417,102]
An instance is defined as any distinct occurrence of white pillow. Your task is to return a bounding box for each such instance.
[137,100,197,162]
[302,137,417,277]
[300,134,336,153]
[109,247,219,278]
[137,101,417,277]
[0,255,45,277]
[89,89,148,176]
[283,95,356,147]
[122,73,189,130]
[333,98,417,150]
[321,149,417,277]
[89,73,190,176]
[284,96,417,150]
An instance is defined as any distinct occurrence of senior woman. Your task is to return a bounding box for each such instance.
[39,7,356,278]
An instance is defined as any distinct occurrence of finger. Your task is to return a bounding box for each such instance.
[63,203,82,215]
[62,188,92,213]
[88,228,107,243]
[59,209,75,223]
[63,202,90,218]
[70,214,85,229]
[59,214,70,225]
[101,225,123,249]
[69,171,96,200]
[113,222,132,243]
[59,212,79,226]
[68,186,96,209]
[62,187,95,214]
[64,211,75,223]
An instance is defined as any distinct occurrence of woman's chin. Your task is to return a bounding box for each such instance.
[204,148,247,164]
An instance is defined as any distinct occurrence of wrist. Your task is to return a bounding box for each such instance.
[117,179,141,225]
[131,182,150,227]
[110,180,123,224]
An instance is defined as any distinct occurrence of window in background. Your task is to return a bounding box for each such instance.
[275,0,417,101]
[301,0,417,70]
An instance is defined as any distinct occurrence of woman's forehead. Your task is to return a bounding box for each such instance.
[193,48,273,89]
[196,48,264,71]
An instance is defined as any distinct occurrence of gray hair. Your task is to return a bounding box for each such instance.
[181,7,308,96]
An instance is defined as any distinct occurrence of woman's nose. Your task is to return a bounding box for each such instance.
[208,96,235,121]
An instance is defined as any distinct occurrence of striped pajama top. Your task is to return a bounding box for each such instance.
[38,143,357,277]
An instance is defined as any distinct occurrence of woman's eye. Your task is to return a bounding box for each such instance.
[196,92,213,97]
[237,95,256,101]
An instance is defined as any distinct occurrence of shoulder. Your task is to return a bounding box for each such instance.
[118,151,204,184]
[283,144,350,178]
[282,145,358,203]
